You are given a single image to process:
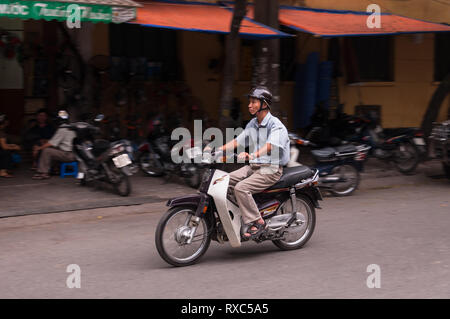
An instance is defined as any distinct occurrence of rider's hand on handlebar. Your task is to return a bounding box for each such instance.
[237,152,254,161]
[203,145,212,153]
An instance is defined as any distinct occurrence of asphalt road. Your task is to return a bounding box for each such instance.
[0,172,449,299]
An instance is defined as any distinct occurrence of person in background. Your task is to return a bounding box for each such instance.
[24,108,55,170]
[32,110,76,180]
[0,114,21,178]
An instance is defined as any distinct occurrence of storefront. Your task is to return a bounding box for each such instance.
[0,0,140,136]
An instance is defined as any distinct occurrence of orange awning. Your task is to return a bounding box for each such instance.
[277,6,450,37]
[227,2,450,37]
[131,1,290,39]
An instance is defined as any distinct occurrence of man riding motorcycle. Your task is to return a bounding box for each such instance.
[216,87,290,239]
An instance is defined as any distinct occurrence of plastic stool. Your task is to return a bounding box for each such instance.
[60,161,78,178]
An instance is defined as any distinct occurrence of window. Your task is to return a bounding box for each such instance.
[345,36,394,83]
[434,33,450,82]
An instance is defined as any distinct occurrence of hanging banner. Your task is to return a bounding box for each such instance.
[0,1,136,23]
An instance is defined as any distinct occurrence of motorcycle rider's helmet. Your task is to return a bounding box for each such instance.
[247,86,272,112]
[56,110,69,125]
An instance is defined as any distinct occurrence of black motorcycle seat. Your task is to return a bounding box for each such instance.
[311,144,357,160]
[266,166,314,190]
[92,139,111,156]
[311,147,335,159]
[335,144,357,153]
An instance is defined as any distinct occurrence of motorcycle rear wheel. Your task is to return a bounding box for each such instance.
[272,195,316,250]
[155,206,211,267]
[328,164,360,197]
[394,141,419,175]
[114,173,131,196]
[139,151,165,177]
[108,163,131,196]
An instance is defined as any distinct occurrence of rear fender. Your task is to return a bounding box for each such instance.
[297,187,323,209]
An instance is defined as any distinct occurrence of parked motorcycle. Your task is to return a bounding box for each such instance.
[351,118,423,175]
[306,109,426,173]
[136,117,205,188]
[288,133,371,196]
[429,120,450,179]
[155,152,323,267]
[70,114,134,196]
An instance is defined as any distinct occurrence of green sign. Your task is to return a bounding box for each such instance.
[0,1,133,23]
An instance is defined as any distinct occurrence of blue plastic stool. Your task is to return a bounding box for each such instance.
[60,161,78,178]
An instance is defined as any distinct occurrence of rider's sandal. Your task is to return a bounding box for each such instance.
[32,173,50,180]
[243,221,267,239]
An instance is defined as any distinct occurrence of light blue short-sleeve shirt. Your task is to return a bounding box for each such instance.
[236,112,290,166]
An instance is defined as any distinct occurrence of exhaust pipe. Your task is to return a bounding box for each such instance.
[267,213,305,230]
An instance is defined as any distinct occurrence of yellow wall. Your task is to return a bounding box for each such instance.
[90,3,448,129]
[338,33,449,127]
[179,31,300,129]
[179,31,222,123]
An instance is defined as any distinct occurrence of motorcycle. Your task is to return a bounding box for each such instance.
[306,109,426,172]
[136,117,205,188]
[155,152,323,267]
[351,118,423,175]
[70,114,134,196]
[288,133,371,196]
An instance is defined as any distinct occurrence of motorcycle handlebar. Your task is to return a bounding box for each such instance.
[202,151,250,165]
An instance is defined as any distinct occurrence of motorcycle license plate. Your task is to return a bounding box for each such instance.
[113,154,132,168]
[413,138,425,146]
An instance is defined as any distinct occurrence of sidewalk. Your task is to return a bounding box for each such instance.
[0,158,447,219]
[0,167,192,218]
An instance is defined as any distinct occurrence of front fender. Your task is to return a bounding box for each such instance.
[166,194,202,208]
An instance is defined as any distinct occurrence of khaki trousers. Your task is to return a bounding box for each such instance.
[228,164,283,224]
[38,147,75,174]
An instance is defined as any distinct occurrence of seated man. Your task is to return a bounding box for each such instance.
[24,108,55,170]
[216,87,290,239]
[32,110,76,180]
[0,114,21,178]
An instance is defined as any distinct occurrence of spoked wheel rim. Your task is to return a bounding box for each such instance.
[161,209,209,264]
[276,197,313,247]
[329,165,359,195]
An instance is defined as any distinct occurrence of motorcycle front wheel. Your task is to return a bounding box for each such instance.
[394,141,419,175]
[155,206,211,267]
[272,195,316,251]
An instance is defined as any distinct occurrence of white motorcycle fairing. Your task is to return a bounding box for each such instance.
[207,169,242,247]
